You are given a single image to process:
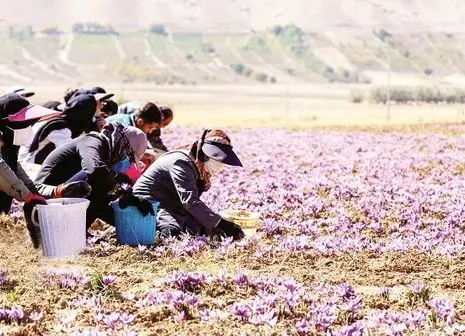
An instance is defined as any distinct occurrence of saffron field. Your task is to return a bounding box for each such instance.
[1,125,465,335]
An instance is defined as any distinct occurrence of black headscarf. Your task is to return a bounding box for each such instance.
[0,94,31,173]
[89,122,133,166]
[29,94,96,152]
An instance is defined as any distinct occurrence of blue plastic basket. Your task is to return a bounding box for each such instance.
[110,200,159,246]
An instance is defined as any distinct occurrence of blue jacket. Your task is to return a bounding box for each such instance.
[106,113,135,127]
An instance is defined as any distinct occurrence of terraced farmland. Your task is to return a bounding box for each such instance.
[1,29,465,86]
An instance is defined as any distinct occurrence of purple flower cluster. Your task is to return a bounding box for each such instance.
[70,329,107,336]
[136,289,203,310]
[165,235,209,256]
[162,128,465,257]
[44,268,90,289]
[136,270,462,334]
[408,280,431,304]
[94,311,135,329]
[0,305,42,324]
[69,295,102,309]
[12,127,465,333]
[164,271,208,291]
[428,298,455,323]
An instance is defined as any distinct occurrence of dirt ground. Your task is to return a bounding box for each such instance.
[1,87,465,335]
[11,83,465,129]
[1,212,465,335]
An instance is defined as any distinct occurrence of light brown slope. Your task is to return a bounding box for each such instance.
[0,0,464,32]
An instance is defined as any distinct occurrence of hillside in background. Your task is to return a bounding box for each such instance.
[1,0,465,86]
[1,0,465,32]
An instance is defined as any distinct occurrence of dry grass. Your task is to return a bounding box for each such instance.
[1,224,465,334]
[171,101,465,130]
[20,84,465,131]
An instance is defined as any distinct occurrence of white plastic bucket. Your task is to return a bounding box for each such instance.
[32,198,90,258]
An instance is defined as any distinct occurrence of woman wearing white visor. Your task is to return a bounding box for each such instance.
[0,94,91,247]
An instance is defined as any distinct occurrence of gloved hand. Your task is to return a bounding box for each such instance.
[54,181,92,198]
[119,191,155,217]
[136,199,155,217]
[87,166,117,195]
[23,193,47,249]
[114,172,133,186]
[214,218,245,241]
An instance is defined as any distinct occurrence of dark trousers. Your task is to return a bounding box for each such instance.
[157,208,205,238]
[66,171,115,229]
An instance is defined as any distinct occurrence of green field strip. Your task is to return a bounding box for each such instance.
[69,35,119,65]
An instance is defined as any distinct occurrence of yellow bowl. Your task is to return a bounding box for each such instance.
[219,209,260,236]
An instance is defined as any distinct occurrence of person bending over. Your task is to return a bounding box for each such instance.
[133,129,244,240]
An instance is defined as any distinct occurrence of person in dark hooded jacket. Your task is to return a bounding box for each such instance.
[35,122,148,228]
[19,94,97,164]
[0,94,92,247]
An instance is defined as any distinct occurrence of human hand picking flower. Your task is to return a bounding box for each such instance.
[54,181,92,198]
[23,193,47,248]
[214,219,244,241]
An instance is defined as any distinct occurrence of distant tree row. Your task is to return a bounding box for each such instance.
[351,86,465,104]
[230,63,276,83]
[373,28,392,42]
[72,22,118,35]
[149,24,167,36]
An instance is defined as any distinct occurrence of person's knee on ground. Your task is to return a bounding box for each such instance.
[157,225,182,240]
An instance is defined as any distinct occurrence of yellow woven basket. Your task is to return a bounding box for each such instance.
[219,210,260,236]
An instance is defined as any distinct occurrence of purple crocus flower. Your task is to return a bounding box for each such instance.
[29,311,43,323]
[102,312,120,329]
[312,302,337,331]
[8,306,24,322]
[174,311,186,322]
[234,272,249,286]
[119,312,135,324]
[429,298,455,323]
[230,303,251,321]
[340,296,362,315]
[338,282,356,299]
[380,287,391,299]
[0,308,7,320]
[102,275,117,286]
[410,280,428,294]
[295,318,310,335]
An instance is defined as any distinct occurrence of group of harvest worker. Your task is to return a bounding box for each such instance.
[0,85,244,248]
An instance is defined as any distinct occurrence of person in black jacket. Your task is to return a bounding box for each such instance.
[35,122,147,228]
[19,94,97,164]
[0,94,91,247]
